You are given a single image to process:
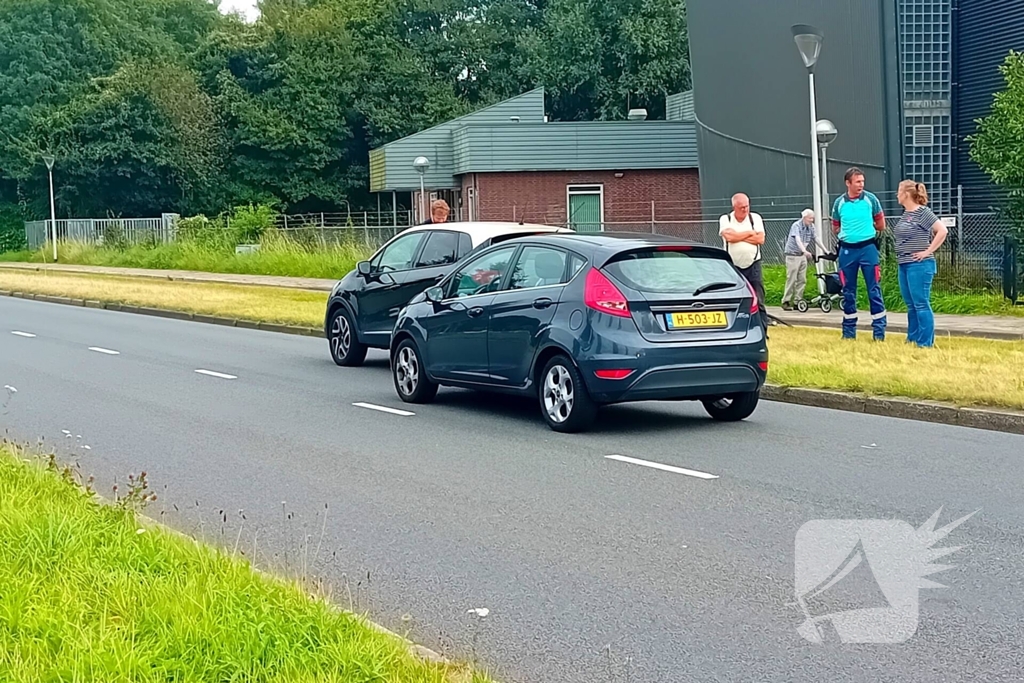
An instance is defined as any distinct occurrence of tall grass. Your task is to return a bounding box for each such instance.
[0,444,486,682]
[2,206,373,280]
[6,234,369,280]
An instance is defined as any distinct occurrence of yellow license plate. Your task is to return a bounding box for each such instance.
[667,311,728,329]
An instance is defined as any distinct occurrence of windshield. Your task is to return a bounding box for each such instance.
[603,250,743,294]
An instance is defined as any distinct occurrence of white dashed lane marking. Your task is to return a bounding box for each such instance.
[195,369,238,380]
[353,402,415,417]
[605,455,719,480]
[88,347,120,355]
[11,331,36,338]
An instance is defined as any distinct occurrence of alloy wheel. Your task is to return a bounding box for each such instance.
[543,364,575,423]
[330,314,351,360]
[395,346,419,397]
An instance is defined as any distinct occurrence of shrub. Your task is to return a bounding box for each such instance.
[0,203,27,253]
[229,204,278,245]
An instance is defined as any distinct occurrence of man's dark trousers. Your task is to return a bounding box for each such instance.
[838,240,887,340]
[738,260,768,330]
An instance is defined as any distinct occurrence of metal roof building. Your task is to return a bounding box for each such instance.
[368,88,701,231]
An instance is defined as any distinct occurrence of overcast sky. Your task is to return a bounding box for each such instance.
[219,0,259,22]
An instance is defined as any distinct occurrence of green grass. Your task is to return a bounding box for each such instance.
[0,444,488,683]
[1,237,371,280]
[762,264,1024,317]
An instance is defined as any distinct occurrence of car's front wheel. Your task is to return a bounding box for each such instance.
[539,355,597,433]
[392,339,438,404]
[329,307,367,367]
[702,391,760,422]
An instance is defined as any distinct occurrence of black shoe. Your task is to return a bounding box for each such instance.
[781,302,793,311]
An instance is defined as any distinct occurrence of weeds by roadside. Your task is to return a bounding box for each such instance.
[0,440,491,683]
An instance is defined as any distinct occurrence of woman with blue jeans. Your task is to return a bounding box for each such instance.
[894,180,949,347]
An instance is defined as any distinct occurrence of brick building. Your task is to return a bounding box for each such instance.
[369,89,701,236]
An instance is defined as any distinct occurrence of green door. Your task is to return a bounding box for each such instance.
[568,192,602,233]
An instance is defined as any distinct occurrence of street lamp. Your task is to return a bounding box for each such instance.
[816,119,838,248]
[792,24,825,273]
[42,154,57,262]
[413,156,430,223]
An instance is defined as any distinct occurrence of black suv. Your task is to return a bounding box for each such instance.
[325,221,570,366]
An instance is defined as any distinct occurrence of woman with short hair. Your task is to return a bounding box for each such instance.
[894,180,948,347]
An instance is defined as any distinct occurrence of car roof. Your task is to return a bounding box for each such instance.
[398,221,572,247]
[485,231,729,265]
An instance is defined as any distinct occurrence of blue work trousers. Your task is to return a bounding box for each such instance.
[838,242,887,340]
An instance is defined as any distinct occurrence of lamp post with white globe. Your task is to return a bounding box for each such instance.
[816,118,838,247]
[791,25,825,241]
[413,156,430,223]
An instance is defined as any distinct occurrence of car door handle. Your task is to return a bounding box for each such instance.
[532,297,554,309]
[467,307,485,318]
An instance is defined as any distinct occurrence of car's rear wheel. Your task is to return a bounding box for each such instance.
[392,339,437,404]
[702,391,760,422]
[539,355,597,433]
[329,307,367,367]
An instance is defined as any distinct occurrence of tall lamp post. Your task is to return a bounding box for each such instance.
[816,119,838,250]
[413,156,430,224]
[792,25,825,277]
[42,155,57,262]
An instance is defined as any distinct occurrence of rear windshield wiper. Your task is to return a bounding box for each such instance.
[692,281,739,296]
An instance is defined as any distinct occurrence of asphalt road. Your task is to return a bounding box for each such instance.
[2,296,1023,683]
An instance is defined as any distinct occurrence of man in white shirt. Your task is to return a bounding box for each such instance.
[720,193,767,329]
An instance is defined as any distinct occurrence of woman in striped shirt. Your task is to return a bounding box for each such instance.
[894,180,949,347]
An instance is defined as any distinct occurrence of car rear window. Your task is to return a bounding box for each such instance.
[603,250,743,294]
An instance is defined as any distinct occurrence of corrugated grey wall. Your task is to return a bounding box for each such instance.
[688,0,902,217]
[667,91,695,121]
[452,122,698,174]
[955,0,1024,210]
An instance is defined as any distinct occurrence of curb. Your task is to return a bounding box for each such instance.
[4,288,1023,436]
[760,386,1024,436]
[770,316,1024,342]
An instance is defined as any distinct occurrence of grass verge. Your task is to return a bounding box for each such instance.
[1,238,370,280]
[2,269,1023,411]
[768,326,1024,411]
[0,270,328,328]
[0,444,486,682]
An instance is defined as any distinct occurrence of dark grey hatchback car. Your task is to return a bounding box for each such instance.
[389,233,769,432]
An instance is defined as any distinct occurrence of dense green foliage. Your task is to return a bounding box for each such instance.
[969,50,1024,274]
[0,0,691,220]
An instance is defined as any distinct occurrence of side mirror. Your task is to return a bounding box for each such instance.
[357,261,372,277]
[424,286,444,303]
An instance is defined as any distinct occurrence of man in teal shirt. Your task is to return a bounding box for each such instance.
[831,167,887,340]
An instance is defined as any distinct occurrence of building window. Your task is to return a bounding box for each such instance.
[567,185,604,233]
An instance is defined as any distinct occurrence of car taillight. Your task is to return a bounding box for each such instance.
[758,362,768,371]
[584,268,630,318]
[595,369,635,380]
[746,279,759,314]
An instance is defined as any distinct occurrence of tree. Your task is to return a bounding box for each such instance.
[969,50,1024,277]
[518,0,690,121]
